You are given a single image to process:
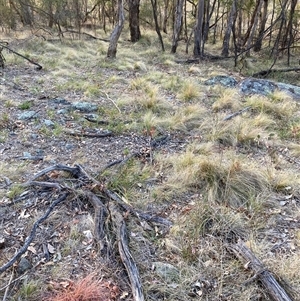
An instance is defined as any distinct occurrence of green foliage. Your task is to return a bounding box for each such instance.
[18,101,33,110]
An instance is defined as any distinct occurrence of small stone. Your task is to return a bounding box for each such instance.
[152,262,180,283]
[72,102,98,112]
[65,144,75,150]
[57,109,69,114]
[48,98,71,105]
[17,257,32,274]
[44,119,55,128]
[30,134,39,139]
[0,237,5,248]
[23,152,32,158]
[17,111,39,120]
[204,75,238,87]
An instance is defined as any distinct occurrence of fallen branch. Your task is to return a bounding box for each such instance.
[64,130,113,138]
[223,106,251,121]
[0,192,69,274]
[253,67,300,78]
[111,203,145,301]
[227,240,293,301]
[0,42,43,70]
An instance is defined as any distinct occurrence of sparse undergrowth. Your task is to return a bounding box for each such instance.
[0,29,300,301]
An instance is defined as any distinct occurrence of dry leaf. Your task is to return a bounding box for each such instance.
[47,243,55,254]
[28,245,37,254]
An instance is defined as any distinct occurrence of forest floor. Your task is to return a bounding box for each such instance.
[1,29,300,301]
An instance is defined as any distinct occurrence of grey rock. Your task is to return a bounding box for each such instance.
[23,152,32,158]
[48,98,71,105]
[239,78,277,96]
[30,133,39,139]
[276,82,300,100]
[44,119,55,128]
[65,143,75,150]
[152,262,180,282]
[57,109,69,114]
[17,111,39,120]
[35,149,45,156]
[17,257,32,274]
[204,75,238,87]
[72,101,98,112]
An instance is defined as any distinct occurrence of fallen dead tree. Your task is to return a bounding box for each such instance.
[227,240,293,301]
[0,159,171,301]
[0,42,43,70]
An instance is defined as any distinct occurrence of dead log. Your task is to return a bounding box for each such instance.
[0,42,42,70]
[110,203,145,301]
[253,67,300,78]
[227,240,293,301]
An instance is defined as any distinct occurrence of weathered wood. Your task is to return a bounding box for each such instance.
[253,67,300,78]
[227,240,293,301]
[110,203,145,301]
[0,42,42,70]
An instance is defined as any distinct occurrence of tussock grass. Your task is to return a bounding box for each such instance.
[246,94,296,120]
[178,81,200,101]
[155,151,269,208]
[212,88,242,111]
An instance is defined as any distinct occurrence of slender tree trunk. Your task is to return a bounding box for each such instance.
[236,0,243,50]
[151,0,165,51]
[107,0,124,58]
[284,0,297,65]
[194,0,205,57]
[162,0,169,33]
[171,0,184,53]
[128,0,141,42]
[242,0,261,47]
[253,0,268,52]
[271,0,289,58]
[212,0,220,44]
[221,0,237,57]
[245,0,263,56]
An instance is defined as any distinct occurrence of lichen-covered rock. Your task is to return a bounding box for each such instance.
[17,111,39,120]
[72,101,98,112]
[204,75,238,87]
[239,78,277,96]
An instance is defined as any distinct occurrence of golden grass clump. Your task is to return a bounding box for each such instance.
[246,94,296,120]
[212,88,242,111]
[160,151,268,207]
[178,81,200,101]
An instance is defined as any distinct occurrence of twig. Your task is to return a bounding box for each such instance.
[227,240,293,301]
[64,130,113,138]
[103,92,121,113]
[223,106,251,121]
[0,273,26,292]
[2,270,13,301]
[22,181,61,190]
[27,164,81,182]
[0,192,69,274]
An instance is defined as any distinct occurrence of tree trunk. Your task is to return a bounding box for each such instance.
[283,0,297,65]
[193,0,205,57]
[150,0,165,51]
[162,0,169,33]
[253,0,268,52]
[171,0,184,53]
[245,0,263,56]
[221,0,237,57]
[107,0,124,58]
[128,0,141,42]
